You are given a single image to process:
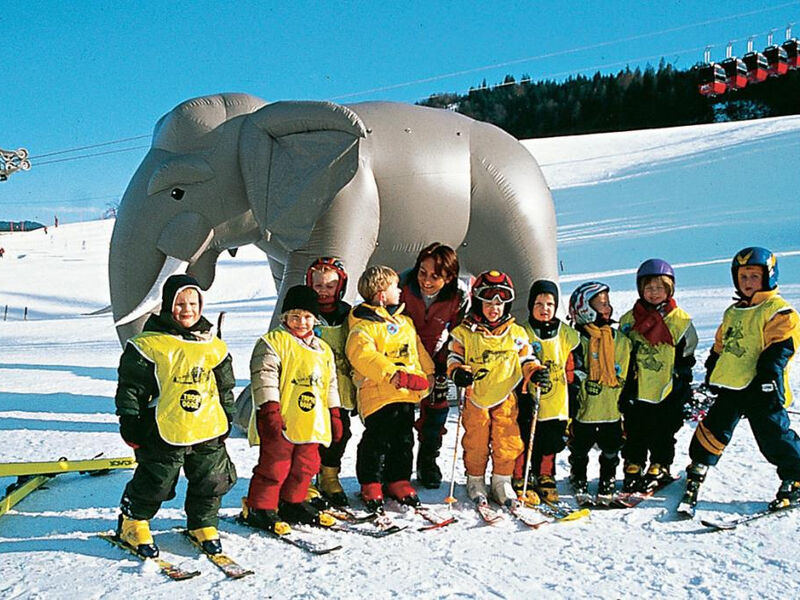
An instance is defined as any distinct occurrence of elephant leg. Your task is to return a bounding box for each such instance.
[270,166,380,327]
[459,122,559,321]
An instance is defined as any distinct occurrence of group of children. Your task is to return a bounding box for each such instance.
[112,244,800,558]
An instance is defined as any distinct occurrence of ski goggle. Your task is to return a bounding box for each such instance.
[474,284,515,303]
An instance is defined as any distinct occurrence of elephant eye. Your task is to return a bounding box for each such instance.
[170,188,185,200]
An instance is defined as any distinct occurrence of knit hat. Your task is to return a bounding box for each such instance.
[160,274,203,315]
[281,285,320,318]
[528,279,559,314]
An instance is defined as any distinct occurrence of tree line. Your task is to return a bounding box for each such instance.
[418,60,800,138]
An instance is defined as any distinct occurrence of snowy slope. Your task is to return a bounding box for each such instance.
[1,116,800,599]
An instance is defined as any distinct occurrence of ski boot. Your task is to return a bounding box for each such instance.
[360,482,385,513]
[490,474,518,508]
[416,448,443,490]
[512,474,540,506]
[768,480,800,511]
[642,463,672,493]
[279,500,336,527]
[622,463,644,493]
[677,462,708,517]
[385,480,421,507]
[241,499,292,535]
[318,466,349,507]
[305,483,330,511]
[466,474,489,503]
[187,526,222,555]
[596,477,616,506]
[117,514,159,558]
[570,475,592,506]
[535,474,560,504]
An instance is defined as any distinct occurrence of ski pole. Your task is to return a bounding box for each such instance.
[521,385,541,501]
[216,310,227,339]
[444,387,466,512]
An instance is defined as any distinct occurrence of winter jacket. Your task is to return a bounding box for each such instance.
[400,272,469,369]
[619,304,697,404]
[114,312,236,443]
[346,303,435,419]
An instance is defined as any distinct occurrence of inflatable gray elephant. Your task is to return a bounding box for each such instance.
[110,93,558,343]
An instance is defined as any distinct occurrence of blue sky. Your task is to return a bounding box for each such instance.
[2,1,798,223]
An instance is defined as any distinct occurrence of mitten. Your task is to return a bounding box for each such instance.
[119,415,146,449]
[451,367,474,388]
[394,371,429,390]
[330,407,344,443]
[258,402,284,439]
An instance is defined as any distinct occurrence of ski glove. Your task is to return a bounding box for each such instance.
[119,415,147,449]
[330,407,344,443]
[392,371,429,391]
[531,367,551,386]
[258,402,284,439]
[451,367,474,388]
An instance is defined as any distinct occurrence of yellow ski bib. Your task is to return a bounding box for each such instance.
[523,322,581,421]
[620,307,692,403]
[249,329,335,446]
[710,295,794,392]
[130,331,229,446]
[318,322,357,411]
[576,330,631,423]
[452,322,530,409]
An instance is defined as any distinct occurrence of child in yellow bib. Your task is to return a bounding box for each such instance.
[619,259,697,494]
[242,286,343,532]
[567,281,633,505]
[346,266,435,512]
[115,274,237,558]
[681,247,800,514]
[448,271,545,507]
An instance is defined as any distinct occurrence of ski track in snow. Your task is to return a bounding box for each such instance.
[2,116,800,599]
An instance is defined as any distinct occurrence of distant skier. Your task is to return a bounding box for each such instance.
[114,274,237,558]
[680,247,800,513]
[567,281,633,505]
[618,259,697,493]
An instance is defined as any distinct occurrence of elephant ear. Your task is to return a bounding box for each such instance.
[240,101,367,250]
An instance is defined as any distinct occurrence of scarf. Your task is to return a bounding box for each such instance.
[632,298,676,346]
[584,323,618,387]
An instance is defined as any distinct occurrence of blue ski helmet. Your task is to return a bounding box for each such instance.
[569,281,610,326]
[731,247,778,291]
[636,258,675,281]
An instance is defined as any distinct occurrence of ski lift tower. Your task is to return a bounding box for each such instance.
[0,147,30,181]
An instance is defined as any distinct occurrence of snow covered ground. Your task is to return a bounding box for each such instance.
[1,116,799,599]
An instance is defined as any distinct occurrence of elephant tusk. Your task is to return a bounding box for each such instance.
[114,256,189,326]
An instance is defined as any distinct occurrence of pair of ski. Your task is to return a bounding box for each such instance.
[1,455,136,518]
[678,500,800,531]
[473,495,588,528]
[576,477,679,510]
[100,529,253,581]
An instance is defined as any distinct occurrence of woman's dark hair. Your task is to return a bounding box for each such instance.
[412,242,459,296]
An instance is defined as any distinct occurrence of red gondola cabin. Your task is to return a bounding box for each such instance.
[764,45,789,76]
[781,38,800,69]
[721,57,748,91]
[698,63,727,96]
[742,51,769,83]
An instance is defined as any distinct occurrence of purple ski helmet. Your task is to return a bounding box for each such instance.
[636,259,675,282]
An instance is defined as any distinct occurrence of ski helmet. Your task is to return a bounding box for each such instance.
[470,270,515,323]
[305,257,348,301]
[636,259,674,281]
[569,281,610,326]
[731,247,778,292]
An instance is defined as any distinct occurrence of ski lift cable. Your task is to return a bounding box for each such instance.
[33,145,150,166]
[27,134,151,160]
[329,1,800,100]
